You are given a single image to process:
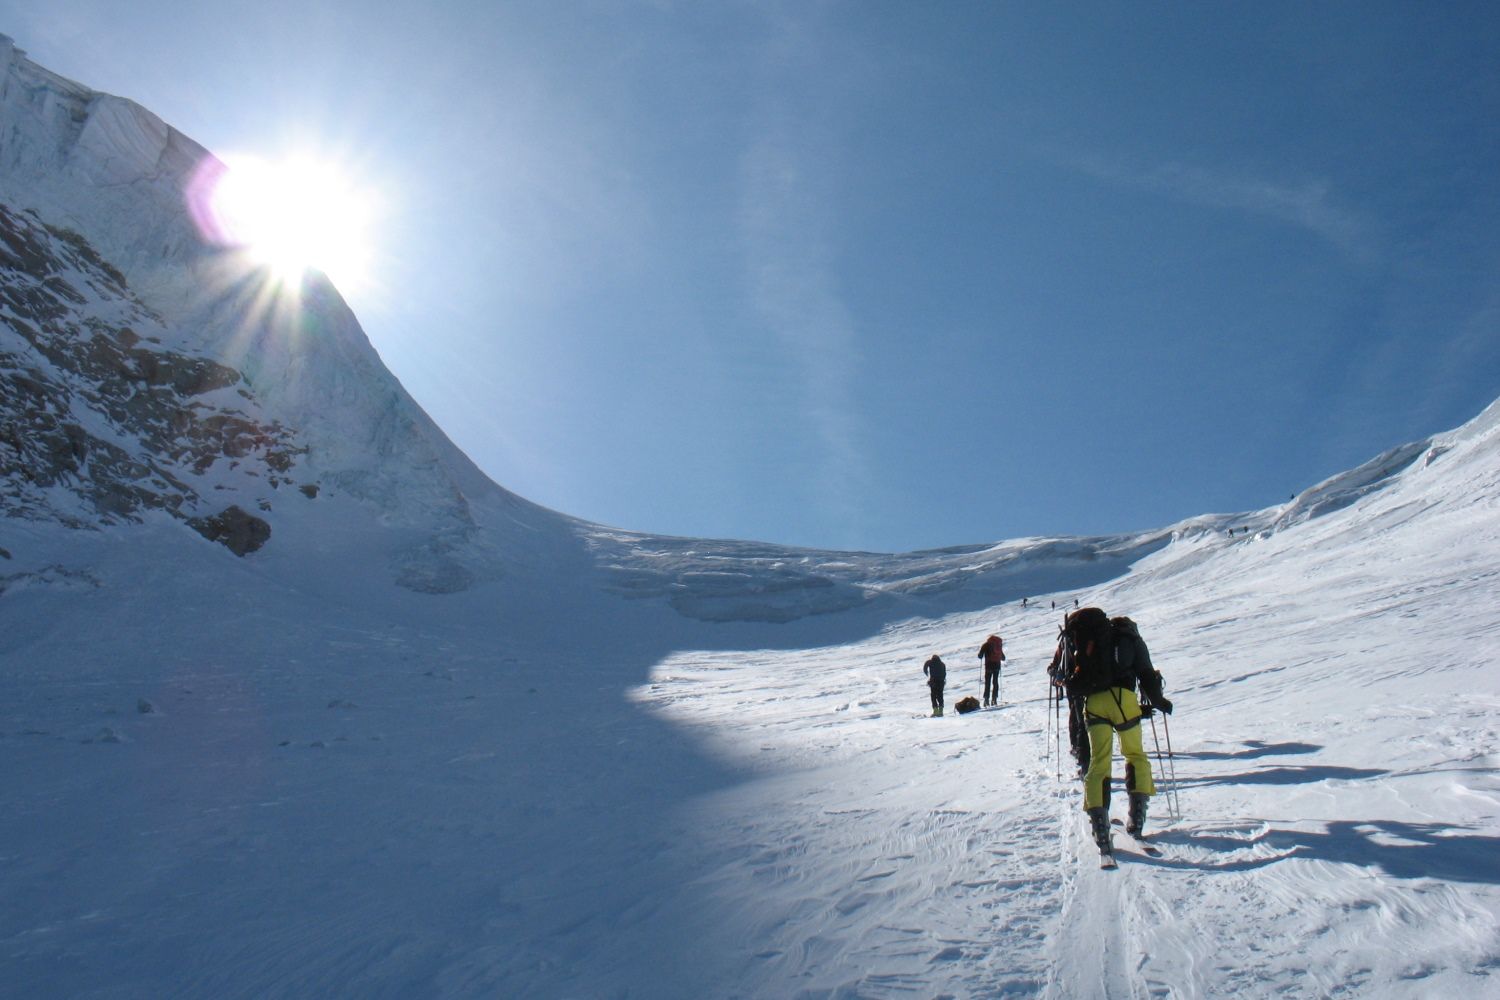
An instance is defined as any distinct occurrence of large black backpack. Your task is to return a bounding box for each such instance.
[1062,607,1122,695]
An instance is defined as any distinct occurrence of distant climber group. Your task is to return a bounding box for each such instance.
[918,605,1176,865]
[920,632,1006,719]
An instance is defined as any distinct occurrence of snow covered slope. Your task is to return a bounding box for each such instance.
[3,390,1496,1000]
[2,35,1498,1000]
[627,398,1500,998]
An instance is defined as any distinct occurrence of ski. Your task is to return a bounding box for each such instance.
[1111,818,1163,857]
[1093,829,1118,869]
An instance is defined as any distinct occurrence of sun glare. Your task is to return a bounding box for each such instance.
[193,153,379,294]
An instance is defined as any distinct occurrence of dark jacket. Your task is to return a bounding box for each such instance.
[1111,617,1170,710]
[923,655,947,686]
[977,635,1006,668]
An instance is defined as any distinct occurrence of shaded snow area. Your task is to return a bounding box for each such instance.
[3,400,1498,999]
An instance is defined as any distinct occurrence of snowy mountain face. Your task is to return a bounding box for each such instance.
[2,36,1499,1000]
[0,35,584,595]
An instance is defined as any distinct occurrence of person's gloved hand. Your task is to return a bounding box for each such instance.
[1157,696,1174,715]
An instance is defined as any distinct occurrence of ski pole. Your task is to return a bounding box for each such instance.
[1162,712,1182,817]
[1056,683,1068,785]
[1048,679,1057,779]
[1053,683,1062,782]
[1045,678,1055,776]
[1148,715,1171,819]
[1053,686,1061,781]
[1056,686,1063,781]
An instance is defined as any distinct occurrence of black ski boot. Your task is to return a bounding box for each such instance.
[1086,806,1113,858]
[1126,792,1149,838]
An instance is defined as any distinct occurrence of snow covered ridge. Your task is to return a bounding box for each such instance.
[585,387,1500,622]
[587,528,1176,622]
[1275,395,1500,530]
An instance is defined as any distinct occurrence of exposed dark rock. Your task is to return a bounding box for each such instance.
[186,505,271,556]
[1,202,308,540]
[43,223,128,290]
[0,566,103,597]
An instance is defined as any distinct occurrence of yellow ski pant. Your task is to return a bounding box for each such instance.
[1083,687,1155,811]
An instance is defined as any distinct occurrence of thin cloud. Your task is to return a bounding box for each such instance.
[739,130,872,545]
[1056,147,1382,265]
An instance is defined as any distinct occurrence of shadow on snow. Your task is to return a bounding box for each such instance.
[1173,740,1323,761]
[1146,822,1500,885]
[1175,764,1388,787]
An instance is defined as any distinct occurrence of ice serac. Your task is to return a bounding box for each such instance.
[74,94,172,187]
[0,37,203,279]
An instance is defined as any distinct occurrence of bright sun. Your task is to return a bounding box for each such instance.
[198,153,379,293]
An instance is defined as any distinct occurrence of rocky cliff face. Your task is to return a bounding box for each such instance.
[0,200,309,552]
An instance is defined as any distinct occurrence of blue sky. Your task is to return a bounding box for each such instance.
[5,1,1498,552]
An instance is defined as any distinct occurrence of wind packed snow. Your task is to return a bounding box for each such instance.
[2,32,1499,1000]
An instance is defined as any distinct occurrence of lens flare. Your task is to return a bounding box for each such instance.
[187,152,378,294]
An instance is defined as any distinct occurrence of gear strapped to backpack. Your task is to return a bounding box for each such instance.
[1061,607,1128,695]
[1113,615,1173,715]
